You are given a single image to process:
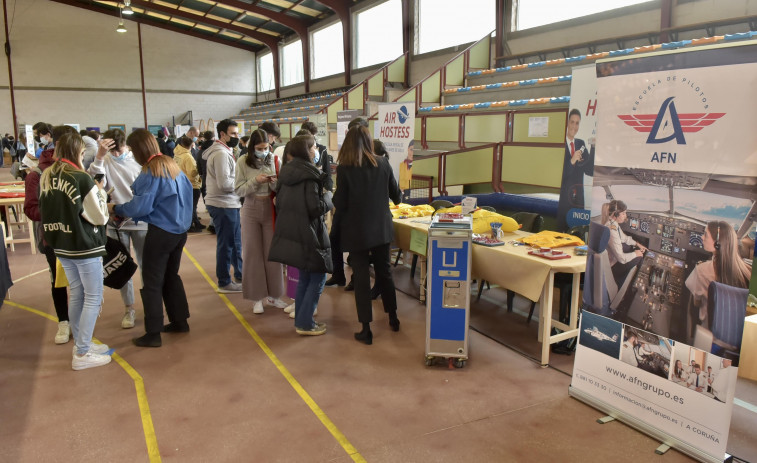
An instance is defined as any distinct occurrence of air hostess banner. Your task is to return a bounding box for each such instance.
[571,42,756,463]
[374,103,416,200]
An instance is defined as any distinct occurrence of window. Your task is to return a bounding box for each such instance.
[355,0,402,69]
[417,0,494,54]
[257,52,274,92]
[312,22,345,79]
[516,0,651,31]
[281,40,304,87]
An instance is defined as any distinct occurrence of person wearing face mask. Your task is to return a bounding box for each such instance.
[234,129,286,314]
[186,126,200,159]
[203,119,244,293]
[173,135,203,232]
[87,128,148,329]
[297,124,333,192]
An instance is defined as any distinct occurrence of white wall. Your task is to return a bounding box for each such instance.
[0,0,256,135]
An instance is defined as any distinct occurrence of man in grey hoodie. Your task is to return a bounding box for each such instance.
[203,119,243,292]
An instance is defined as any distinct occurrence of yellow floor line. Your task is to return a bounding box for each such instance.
[2,300,162,463]
[182,248,366,463]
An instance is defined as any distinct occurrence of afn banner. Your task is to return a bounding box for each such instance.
[557,64,597,232]
[571,42,756,463]
[374,103,415,199]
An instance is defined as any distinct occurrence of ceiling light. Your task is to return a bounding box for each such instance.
[123,5,134,15]
[116,19,127,32]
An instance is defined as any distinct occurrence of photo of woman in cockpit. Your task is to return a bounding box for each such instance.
[685,221,751,327]
[603,200,647,287]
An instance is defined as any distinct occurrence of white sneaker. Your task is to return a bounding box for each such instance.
[218,282,243,293]
[253,300,265,314]
[55,321,71,344]
[72,351,112,371]
[283,303,295,314]
[267,297,290,309]
[289,310,295,319]
[73,343,110,356]
[121,307,136,329]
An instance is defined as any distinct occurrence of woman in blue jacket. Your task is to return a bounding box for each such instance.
[111,129,193,347]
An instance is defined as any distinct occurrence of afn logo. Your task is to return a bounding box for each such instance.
[618,97,724,145]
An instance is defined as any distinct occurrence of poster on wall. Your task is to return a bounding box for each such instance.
[373,103,415,200]
[336,110,361,150]
[557,64,597,232]
[571,42,757,462]
[147,125,164,137]
[65,123,80,132]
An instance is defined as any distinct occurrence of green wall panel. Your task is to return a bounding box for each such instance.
[426,117,458,143]
[327,103,340,124]
[414,118,422,141]
[388,55,405,82]
[413,156,439,186]
[501,146,562,188]
[445,55,464,87]
[468,37,490,69]
[367,73,383,98]
[421,71,441,104]
[397,88,416,103]
[512,111,566,143]
[347,85,364,110]
[464,114,507,143]
[445,148,494,186]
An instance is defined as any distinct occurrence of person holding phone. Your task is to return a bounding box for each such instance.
[234,129,286,314]
[88,128,147,330]
[39,131,111,370]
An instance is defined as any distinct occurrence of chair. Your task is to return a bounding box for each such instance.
[694,281,748,361]
[583,221,637,317]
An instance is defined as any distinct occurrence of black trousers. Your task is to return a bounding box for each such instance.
[611,256,642,289]
[43,246,69,322]
[350,242,397,323]
[140,224,189,334]
[329,212,344,278]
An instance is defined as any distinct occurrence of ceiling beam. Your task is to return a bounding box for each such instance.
[48,0,261,53]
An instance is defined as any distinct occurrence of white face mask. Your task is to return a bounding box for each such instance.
[254,149,269,159]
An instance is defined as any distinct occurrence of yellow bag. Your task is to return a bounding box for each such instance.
[435,206,520,235]
[390,203,434,218]
[54,259,69,288]
[518,230,585,248]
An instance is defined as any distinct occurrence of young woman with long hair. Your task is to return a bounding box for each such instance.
[111,129,193,347]
[88,128,147,330]
[685,221,751,324]
[39,131,111,370]
[234,128,286,314]
[333,126,402,345]
[268,135,333,335]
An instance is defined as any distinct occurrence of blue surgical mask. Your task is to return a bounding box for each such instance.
[254,149,268,159]
[192,137,198,142]
[313,151,320,164]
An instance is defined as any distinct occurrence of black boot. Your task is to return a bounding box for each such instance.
[388,312,400,332]
[164,321,190,333]
[133,332,162,347]
[354,322,373,345]
[324,274,346,287]
[344,278,354,291]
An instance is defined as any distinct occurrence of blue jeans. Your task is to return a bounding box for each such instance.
[206,205,242,287]
[58,257,104,355]
[294,270,326,330]
[107,227,147,306]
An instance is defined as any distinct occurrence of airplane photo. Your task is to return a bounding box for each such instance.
[584,326,619,342]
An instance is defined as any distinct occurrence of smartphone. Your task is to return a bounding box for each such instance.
[94,173,105,182]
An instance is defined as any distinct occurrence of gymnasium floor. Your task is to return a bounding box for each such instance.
[1,170,756,462]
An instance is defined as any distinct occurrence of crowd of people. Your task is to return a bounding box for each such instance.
[21,117,402,370]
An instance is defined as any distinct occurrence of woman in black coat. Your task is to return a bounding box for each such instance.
[268,135,333,336]
[333,126,402,345]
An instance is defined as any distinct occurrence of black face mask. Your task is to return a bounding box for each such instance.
[226,136,239,148]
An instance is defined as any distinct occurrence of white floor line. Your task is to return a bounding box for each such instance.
[12,268,48,284]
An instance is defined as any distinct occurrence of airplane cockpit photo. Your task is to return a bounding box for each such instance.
[584,167,756,364]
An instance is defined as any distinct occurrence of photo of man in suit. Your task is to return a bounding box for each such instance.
[557,108,594,231]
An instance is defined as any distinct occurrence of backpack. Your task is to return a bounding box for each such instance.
[102,232,138,289]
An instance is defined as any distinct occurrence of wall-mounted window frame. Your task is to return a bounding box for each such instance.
[514,0,653,31]
[354,0,403,69]
[281,39,304,87]
[416,0,495,54]
[257,52,274,93]
[311,21,345,79]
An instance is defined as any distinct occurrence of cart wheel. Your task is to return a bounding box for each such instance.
[424,356,434,366]
[454,359,465,368]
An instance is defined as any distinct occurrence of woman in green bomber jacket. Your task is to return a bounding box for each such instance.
[39,132,112,371]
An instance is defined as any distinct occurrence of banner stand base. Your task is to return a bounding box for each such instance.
[569,386,733,463]
[597,415,616,424]
[656,443,671,455]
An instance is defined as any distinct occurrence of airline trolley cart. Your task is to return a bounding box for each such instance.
[424,213,472,368]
